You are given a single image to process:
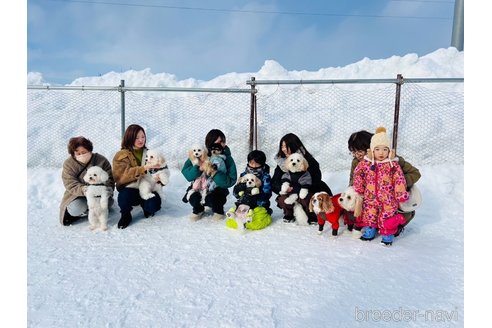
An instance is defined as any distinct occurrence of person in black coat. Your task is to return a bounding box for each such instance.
[271,133,332,223]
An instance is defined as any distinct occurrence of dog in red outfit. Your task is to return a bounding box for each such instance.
[309,192,344,236]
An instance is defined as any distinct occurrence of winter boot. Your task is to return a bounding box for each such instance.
[212,213,225,221]
[347,224,354,232]
[62,209,80,226]
[189,212,203,222]
[143,209,155,218]
[394,224,405,237]
[332,229,338,236]
[381,234,394,246]
[360,226,377,241]
[118,212,132,229]
[283,215,295,223]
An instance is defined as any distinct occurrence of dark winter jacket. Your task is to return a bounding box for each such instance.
[271,155,332,195]
[234,164,272,208]
[281,171,312,194]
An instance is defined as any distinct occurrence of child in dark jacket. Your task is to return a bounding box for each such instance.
[232,150,273,215]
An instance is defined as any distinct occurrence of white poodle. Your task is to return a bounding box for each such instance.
[279,153,311,225]
[139,149,170,200]
[83,166,110,231]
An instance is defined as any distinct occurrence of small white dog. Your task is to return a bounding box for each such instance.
[188,144,208,167]
[279,153,311,225]
[139,149,170,200]
[83,166,110,231]
[226,173,262,230]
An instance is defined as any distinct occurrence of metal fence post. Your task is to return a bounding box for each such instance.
[249,77,257,152]
[392,74,403,152]
[120,80,126,138]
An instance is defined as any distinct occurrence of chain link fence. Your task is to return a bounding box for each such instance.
[253,80,463,172]
[27,87,252,169]
[27,78,463,173]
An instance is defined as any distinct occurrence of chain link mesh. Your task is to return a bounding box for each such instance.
[27,81,463,172]
[27,89,251,169]
[256,82,463,172]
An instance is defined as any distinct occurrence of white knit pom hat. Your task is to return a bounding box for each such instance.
[370,127,391,151]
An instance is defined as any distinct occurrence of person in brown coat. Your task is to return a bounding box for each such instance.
[59,136,115,226]
[112,124,163,229]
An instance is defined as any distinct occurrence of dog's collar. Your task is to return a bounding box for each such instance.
[87,183,105,186]
[147,165,168,174]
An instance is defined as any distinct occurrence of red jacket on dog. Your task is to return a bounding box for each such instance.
[310,192,344,235]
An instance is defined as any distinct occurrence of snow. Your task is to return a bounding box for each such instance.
[25,48,466,327]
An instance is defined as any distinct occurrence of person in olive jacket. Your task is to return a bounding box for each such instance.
[181,129,237,221]
[112,124,163,229]
[60,136,114,226]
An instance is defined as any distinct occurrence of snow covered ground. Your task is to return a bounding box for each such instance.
[26,163,463,328]
[23,47,466,327]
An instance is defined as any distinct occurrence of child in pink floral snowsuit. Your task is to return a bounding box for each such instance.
[353,127,409,246]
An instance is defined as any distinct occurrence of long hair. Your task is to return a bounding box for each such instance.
[67,136,93,157]
[121,124,146,150]
[275,133,312,159]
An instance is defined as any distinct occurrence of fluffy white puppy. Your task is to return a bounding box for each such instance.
[239,173,261,195]
[83,166,110,231]
[188,144,208,166]
[280,153,310,201]
[139,149,170,200]
[279,153,311,225]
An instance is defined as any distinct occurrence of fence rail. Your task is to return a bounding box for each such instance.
[27,76,464,173]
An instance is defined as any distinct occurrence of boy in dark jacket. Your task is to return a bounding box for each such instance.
[233,150,273,215]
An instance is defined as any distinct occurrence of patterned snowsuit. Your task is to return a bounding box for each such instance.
[353,157,409,235]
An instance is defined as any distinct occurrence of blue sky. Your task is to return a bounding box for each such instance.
[27,0,457,84]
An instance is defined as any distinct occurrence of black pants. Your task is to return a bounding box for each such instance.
[188,187,229,214]
[117,187,161,215]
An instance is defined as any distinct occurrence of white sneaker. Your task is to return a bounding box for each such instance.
[212,213,224,221]
[189,212,203,222]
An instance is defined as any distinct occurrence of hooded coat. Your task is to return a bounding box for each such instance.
[353,157,409,233]
[59,153,115,224]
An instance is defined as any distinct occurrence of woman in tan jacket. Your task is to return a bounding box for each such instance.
[60,136,115,226]
[113,124,162,229]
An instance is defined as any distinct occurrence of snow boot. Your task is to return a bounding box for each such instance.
[283,215,295,223]
[394,224,405,237]
[381,234,394,246]
[62,209,80,226]
[143,209,155,218]
[360,227,376,241]
[118,212,132,229]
